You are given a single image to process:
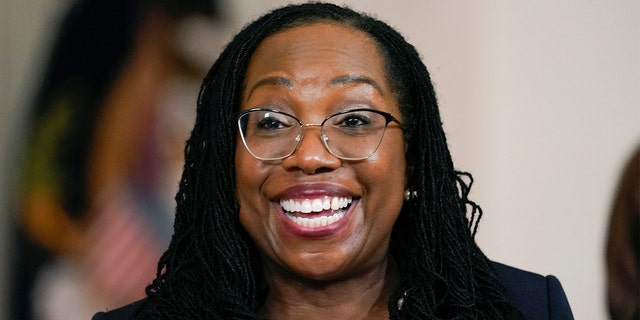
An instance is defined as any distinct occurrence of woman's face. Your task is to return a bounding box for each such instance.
[236,22,407,281]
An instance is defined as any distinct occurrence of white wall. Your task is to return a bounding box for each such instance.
[224,1,640,319]
[3,1,638,320]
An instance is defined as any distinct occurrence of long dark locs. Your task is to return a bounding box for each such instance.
[370,13,521,318]
[141,3,523,319]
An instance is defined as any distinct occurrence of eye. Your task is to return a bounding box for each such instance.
[332,111,375,132]
[257,117,287,130]
[255,112,293,131]
[334,112,373,129]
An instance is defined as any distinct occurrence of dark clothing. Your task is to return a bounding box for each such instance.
[493,262,574,319]
[92,299,151,320]
[93,262,574,319]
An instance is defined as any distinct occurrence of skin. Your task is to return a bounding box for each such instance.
[235,22,407,319]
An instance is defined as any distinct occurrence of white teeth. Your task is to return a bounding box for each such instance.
[301,200,312,213]
[286,211,346,228]
[312,199,323,212]
[280,196,353,228]
[323,199,331,210]
[331,197,344,210]
[280,196,352,213]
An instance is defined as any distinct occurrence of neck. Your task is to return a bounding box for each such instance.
[261,257,398,320]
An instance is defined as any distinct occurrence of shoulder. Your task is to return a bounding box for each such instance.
[491,261,574,320]
[92,297,156,320]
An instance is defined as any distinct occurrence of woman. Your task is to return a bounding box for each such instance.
[93,3,573,319]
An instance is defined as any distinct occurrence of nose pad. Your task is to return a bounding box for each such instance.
[320,134,334,155]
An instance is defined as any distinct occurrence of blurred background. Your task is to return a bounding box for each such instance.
[1,1,638,319]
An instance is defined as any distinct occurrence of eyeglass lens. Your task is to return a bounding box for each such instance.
[238,109,392,161]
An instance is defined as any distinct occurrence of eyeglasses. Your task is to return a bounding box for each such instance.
[237,108,403,161]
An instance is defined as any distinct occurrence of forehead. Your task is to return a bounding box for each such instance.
[244,22,389,90]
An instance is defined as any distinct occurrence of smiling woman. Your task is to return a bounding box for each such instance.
[235,23,407,294]
[92,3,573,320]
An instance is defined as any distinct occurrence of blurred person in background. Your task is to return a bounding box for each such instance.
[12,0,227,319]
[606,145,639,320]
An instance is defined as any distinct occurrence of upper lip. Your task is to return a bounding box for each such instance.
[274,183,357,201]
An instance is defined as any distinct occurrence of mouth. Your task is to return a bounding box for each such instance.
[279,196,353,229]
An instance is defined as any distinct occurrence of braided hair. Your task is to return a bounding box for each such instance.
[142,3,523,319]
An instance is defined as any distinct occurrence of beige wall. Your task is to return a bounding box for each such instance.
[2,1,638,319]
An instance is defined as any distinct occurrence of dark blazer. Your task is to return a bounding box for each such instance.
[493,262,574,319]
[93,262,574,319]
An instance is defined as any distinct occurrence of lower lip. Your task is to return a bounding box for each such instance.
[277,201,356,238]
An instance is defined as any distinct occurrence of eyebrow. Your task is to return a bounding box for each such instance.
[246,74,384,99]
[330,74,384,95]
[246,76,293,99]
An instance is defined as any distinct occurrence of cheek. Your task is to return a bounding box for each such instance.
[235,139,270,194]
[236,147,261,217]
[235,145,274,238]
[236,176,266,251]
[370,135,407,186]
[359,136,407,218]
[235,147,254,196]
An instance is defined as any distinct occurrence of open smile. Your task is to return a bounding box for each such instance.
[280,196,353,229]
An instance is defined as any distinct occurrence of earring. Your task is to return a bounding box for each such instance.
[404,189,417,201]
[397,290,408,311]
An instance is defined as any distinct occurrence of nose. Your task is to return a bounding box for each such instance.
[282,125,341,174]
